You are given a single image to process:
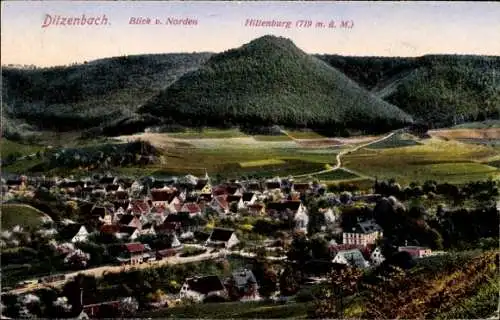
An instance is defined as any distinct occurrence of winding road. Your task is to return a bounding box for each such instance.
[282,129,399,179]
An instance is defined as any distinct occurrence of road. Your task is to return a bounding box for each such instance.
[5,247,286,295]
[286,129,398,179]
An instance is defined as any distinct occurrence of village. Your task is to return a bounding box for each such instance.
[1,171,457,318]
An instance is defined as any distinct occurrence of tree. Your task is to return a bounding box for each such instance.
[279,265,300,296]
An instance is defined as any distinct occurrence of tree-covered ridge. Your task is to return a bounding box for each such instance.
[1,53,212,131]
[139,35,413,135]
[318,54,500,128]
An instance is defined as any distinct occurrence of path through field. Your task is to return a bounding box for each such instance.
[285,129,398,179]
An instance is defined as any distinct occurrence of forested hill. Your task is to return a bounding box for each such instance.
[1,53,212,133]
[317,55,500,128]
[2,37,498,137]
[139,35,412,135]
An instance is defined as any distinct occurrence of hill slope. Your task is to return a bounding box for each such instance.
[318,55,500,128]
[139,36,413,135]
[1,53,212,132]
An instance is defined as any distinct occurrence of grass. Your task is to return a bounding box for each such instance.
[313,169,360,181]
[240,159,286,168]
[0,139,43,157]
[140,301,311,319]
[343,138,500,184]
[0,204,48,231]
[287,130,325,139]
[167,128,247,139]
[364,133,420,149]
[253,135,293,141]
[452,120,500,129]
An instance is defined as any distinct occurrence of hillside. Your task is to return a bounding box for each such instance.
[139,35,413,135]
[0,204,49,231]
[1,53,212,133]
[318,55,500,128]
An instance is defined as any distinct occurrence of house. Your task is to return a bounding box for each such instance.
[292,182,312,195]
[179,276,227,302]
[265,181,281,192]
[398,246,432,259]
[242,192,257,205]
[180,203,202,217]
[228,269,260,301]
[59,224,89,243]
[246,203,265,216]
[343,220,383,246]
[370,247,385,265]
[294,206,309,234]
[320,208,337,231]
[210,195,230,216]
[245,181,262,194]
[117,243,146,265]
[266,201,308,223]
[119,215,142,230]
[226,195,245,211]
[194,178,212,195]
[332,249,370,269]
[92,206,112,225]
[151,187,177,207]
[139,223,156,237]
[206,228,239,249]
[127,200,150,216]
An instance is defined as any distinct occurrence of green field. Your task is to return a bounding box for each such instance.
[0,140,43,156]
[286,130,326,139]
[140,301,311,319]
[253,135,293,141]
[343,138,500,184]
[1,204,48,231]
[167,128,247,139]
[240,159,286,167]
[364,133,421,149]
[313,169,360,181]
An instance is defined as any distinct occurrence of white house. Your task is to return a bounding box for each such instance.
[294,209,309,234]
[332,249,370,269]
[343,220,383,246]
[206,228,239,249]
[179,276,227,302]
[60,224,89,243]
[210,195,230,216]
[242,192,257,206]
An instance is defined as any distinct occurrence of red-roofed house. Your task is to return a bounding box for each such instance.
[180,203,202,217]
[210,195,230,216]
[151,188,177,207]
[118,243,146,265]
[127,200,150,215]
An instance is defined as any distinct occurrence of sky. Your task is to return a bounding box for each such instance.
[1,1,499,66]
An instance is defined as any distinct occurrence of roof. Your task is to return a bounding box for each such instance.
[247,182,261,191]
[266,201,301,212]
[99,177,115,185]
[119,215,136,225]
[186,276,225,295]
[209,228,235,242]
[182,203,201,214]
[100,224,120,234]
[335,249,368,268]
[227,195,242,203]
[59,224,85,240]
[194,179,208,190]
[119,225,138,235]
[242,192,255,202]
[231,269,257,287]
[293,183,311,190]
[129,200,149,214]
[266,182,281,189]
[199,193,213,201]
[151,190,176,202]
[91,206,107,218]
[106,184,120,192]
[351,220,383,234]
[124,243,145,253]
[115,190,129,200]
[214,195,229,210]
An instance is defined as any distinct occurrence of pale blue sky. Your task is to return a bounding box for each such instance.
[2,1,499,66]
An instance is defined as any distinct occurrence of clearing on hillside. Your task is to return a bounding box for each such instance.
[1,204,50,231]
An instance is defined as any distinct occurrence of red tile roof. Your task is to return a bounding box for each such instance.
[183,203,201,214]
[124,243,145,253]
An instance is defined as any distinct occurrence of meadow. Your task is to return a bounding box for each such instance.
[0,204,48,231]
